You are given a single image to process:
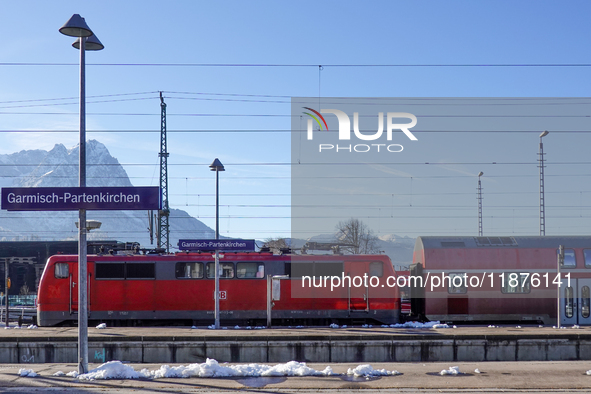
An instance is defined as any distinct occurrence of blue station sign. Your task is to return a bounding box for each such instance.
[1,186,161,211]
[178,239,256,252]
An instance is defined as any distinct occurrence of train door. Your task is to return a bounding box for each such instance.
[68,261,93,316]
[348,262,368,313]
[69,261,78,313]
[560,279,591,326]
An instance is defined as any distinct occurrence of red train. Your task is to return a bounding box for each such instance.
[37,251,401,326]
[410,236,591,325]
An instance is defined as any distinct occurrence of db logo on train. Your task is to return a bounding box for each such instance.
[303,107,418,153]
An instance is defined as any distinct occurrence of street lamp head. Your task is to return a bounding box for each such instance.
[478,171,484,177]
[540,130,549,138]
[59,14,93,38]
[209,158,225,172]
[75,220,102,231]
[73,34,104,51]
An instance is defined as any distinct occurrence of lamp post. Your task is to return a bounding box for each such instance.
[209,158,225,329]
[477,171,484,236]
[539,131,549,236]
[59,14,104,374]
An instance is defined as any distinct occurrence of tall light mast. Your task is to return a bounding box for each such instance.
[477,171,484,236]
[158,92,170,252]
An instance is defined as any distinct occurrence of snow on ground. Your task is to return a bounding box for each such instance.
[77,361,146,380]
[95,323,107,329]
[440,366,460,375]
[18,369,37,377]
[346,364,400,377]
[382,321,450,329]
[146,359,335,379]
[43,359,403,381]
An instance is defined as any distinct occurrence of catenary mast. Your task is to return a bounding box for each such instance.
[158,92,170,252]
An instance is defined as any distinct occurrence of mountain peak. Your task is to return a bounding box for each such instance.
[15,140,132,188]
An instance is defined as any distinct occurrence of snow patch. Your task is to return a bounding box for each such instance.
[440,366,460,375]
[96,323,107,329]
[386,321,448,329]
[346,364,400,377]
[18,368,37,377]
[77,361,149,380]
[52,359,405,381]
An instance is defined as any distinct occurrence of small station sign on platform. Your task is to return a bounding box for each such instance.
[178,239,256,252]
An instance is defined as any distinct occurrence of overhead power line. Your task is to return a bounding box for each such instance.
[3,62,591,67]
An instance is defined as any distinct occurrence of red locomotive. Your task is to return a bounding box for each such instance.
[410,236,591,325]
[37,251,401,326]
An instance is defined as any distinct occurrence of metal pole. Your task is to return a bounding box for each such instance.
[4,259,8,328]
[539,138,546,236]
[78,36,88,374]
[557,245,564,327]
[477,173,483,236]
[214,169,220,329]
[267,275,272,328]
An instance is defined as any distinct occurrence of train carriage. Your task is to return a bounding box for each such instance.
[37,251,401,326]
[410,236,591,325]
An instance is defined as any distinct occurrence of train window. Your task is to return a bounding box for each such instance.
[175,262,203,279]
[369,262,383,277]
[290,262,313,278]
[582,286,590,319]
[448,273,467,294]
[126,263,155,279]
[95,263,125,279]
[585,250,591,268]
[237,262,265,278]
[559,248,576,268]
[501,272,531,294]
[565,287,574,318]
[54,263,69,279]
[206,262,235,279]
[314,262,343,277]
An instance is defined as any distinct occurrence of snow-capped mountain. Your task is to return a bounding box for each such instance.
[0,140,214,246]
[15,141,132,188]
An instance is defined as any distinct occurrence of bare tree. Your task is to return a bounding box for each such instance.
[335,218,380,254]
[262,237,289,254]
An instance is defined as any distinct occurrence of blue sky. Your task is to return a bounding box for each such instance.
[1,1,591,243]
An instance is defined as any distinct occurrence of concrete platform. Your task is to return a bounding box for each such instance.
[4,361,591,391]
[2,325,591,364]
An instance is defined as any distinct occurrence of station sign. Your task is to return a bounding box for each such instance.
[1,186,161,211]
[178,239,256,252]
